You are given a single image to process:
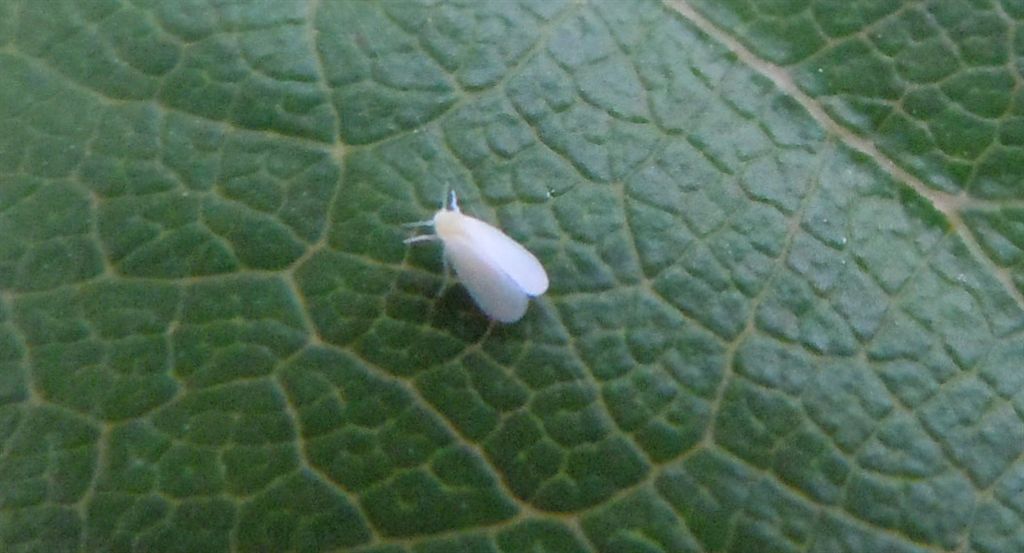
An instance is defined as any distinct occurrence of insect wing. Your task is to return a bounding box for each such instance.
[444,235,530,323]
[456,215,548,296]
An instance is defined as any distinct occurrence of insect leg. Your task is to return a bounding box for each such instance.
[402,220,435,228]
[403,234,438,244]
[435,251,451,297]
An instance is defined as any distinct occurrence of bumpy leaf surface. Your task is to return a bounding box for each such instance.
[1,1,1022,552]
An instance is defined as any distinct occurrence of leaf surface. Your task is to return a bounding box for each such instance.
[1,1,1022,552]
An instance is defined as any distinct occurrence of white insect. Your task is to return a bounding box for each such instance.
[404,191,549,323]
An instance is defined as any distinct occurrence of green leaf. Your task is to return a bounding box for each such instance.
[1,1,1022,552]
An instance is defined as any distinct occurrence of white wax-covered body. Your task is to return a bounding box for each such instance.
[422,203,548,323]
